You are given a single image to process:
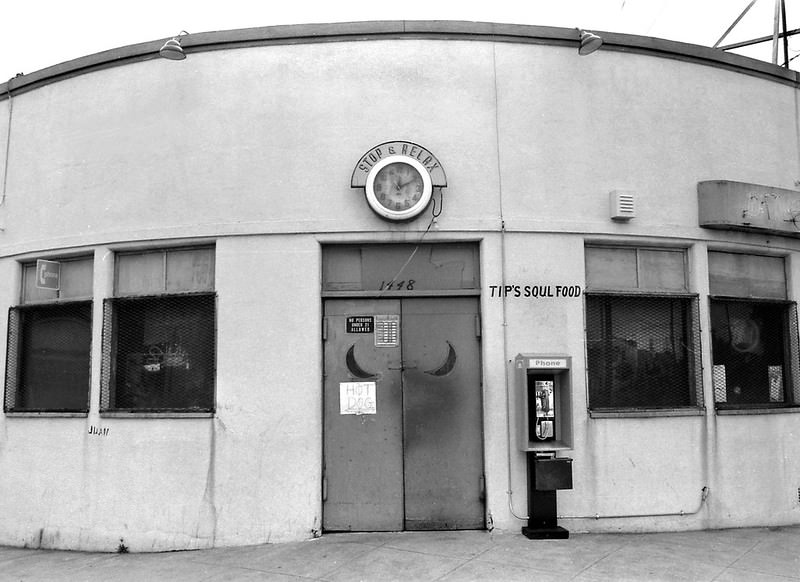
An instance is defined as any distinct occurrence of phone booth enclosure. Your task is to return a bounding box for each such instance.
[514,354,573,451]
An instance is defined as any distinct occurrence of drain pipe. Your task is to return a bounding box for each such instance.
[501,221,530,521]
[492,42,529,523]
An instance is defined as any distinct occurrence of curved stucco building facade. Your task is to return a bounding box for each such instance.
[0,21,799,552]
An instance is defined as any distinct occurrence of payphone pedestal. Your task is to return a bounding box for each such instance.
[522,453,571,540]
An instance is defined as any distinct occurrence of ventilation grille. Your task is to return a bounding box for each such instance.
[610,190,636,221]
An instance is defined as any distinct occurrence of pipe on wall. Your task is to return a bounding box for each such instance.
[557,486,710,521]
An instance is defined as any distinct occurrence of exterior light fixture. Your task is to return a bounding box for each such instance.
[578,29,603,56]
[159,31,189,60]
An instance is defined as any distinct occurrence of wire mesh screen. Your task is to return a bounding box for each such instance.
[4,302,92,412]
[101,293,216,412]
[710,298,799,407]
[586,294,702,409]
[4,308,20,411]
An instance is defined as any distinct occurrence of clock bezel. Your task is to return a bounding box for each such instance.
[364,156,433,221]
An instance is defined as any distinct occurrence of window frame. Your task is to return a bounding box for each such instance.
[584,245,689,295]
[5,256,94,415]
[707,251,799,414]
[100,247,217,416]
[584,245,704,416]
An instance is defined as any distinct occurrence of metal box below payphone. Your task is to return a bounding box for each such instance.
[534,456,573,490]
[514,354,573,451]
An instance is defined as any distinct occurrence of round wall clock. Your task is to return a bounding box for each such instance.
[364,156,433,221]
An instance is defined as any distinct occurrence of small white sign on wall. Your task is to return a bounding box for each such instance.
[36,259,61,290]
[339,382,377,415]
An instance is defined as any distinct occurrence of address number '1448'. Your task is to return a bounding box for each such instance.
[379,280,416,291]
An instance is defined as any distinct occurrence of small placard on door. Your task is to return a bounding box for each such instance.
[374,314,399,347]
[346,316,374,333]
[340,382,377,415]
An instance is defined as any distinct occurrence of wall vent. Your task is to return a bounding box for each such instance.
[610,190,636,221]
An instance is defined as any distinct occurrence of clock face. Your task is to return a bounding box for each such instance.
[374,162,423,210]
[365,157,433,221]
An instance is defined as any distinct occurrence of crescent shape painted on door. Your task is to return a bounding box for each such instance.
[424,341,457,376]
[346,344,376,378]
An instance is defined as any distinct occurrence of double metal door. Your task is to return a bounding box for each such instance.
[323,297,484,531]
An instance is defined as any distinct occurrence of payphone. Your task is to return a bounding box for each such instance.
[514,354,574,539]
[515,355,572,451]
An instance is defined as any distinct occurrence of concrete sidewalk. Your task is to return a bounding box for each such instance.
[0,526,798,581]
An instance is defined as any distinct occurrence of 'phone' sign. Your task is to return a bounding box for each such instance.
[529,358,568,369]
[36,260,61,291]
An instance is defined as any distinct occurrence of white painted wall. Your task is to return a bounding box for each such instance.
[0,30,798,551]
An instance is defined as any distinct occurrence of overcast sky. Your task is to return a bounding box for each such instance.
[1,0,798,82]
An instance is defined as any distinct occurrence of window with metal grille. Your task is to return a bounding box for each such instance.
[586,294,702,409]
[708,251,799,409]
[710,299,799,407]
[584,245,702,411]
[101,294,215,412]
[100,248,216,413]
[4,257,93,412]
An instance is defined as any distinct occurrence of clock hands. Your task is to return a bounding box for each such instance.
[367,158,431,219]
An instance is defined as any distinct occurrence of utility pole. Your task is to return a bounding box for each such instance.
[716,0,796,69]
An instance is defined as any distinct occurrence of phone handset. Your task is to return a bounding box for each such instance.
[535,417,554,440]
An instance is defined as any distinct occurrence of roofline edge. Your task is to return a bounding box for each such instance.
[1,20,798,99]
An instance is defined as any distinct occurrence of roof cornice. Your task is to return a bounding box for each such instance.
[2,20,798,99]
